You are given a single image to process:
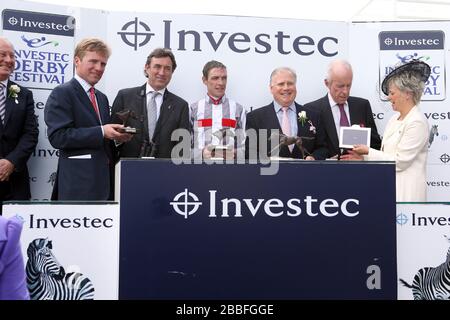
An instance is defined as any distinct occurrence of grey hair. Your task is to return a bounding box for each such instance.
[270,67,297,85]
[0,36,14,49]
[388,72,425,105]
[325,59,352,82]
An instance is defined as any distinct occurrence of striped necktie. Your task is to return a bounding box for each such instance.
[0,83,6,124]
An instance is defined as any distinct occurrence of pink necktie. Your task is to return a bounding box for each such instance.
[338,104,350,127]
[89,87,100,120]
[281,107,291,136]
[281,107,293,152]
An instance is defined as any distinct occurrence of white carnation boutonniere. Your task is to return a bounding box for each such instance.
[8,84,20,104]
[308,120,316,134]
[298,110,308,126]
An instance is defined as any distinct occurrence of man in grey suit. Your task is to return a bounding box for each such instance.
[45,38,131,200]
[304,59,381,158]
[111,48,189,159]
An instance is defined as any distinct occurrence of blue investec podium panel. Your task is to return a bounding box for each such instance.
[118,160,397,299]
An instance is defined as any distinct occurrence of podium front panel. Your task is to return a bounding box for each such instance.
[119,160,396,299]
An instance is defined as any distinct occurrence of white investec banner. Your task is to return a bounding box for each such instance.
[350,22,450,201]
[3,203,120,300]
[1,0,449,201]
[1,7,76,200]
[105,13,347,111]
[397,203,450,300]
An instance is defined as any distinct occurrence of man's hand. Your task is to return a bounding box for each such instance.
[202,145,214,159]
[103,124,133,143]
[0,159,14,181]
[203,145,236,160]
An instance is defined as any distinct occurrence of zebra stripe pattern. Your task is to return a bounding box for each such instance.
[400,245,450,300]
[26,238,95,300]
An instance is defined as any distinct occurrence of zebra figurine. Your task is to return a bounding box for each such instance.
[428,124,438,148]
[26,238,95,300]
[399,238,450,300]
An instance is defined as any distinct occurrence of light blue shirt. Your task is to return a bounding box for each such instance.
[273,101,298,136]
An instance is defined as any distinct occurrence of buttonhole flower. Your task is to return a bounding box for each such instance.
[298,111,307,126]
[8,84,20,104]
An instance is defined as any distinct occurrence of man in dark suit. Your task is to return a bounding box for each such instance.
[304,59,381,158]
[246,67,328,160]
[0,37,38,212]
[111,48,189,159]
[45,38,131,201]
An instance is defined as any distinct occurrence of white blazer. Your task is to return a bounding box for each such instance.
[365,106,428,202]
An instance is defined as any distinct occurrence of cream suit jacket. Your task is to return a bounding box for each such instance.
[365,106,428,202]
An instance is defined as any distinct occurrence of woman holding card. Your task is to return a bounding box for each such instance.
[341,60,430,202]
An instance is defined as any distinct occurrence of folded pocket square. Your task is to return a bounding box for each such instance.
[68,154,92,159]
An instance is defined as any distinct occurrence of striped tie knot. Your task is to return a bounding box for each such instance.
[0,83,6,124]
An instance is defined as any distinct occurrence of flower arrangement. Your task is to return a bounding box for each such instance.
[8,84,20,104]
[298,111,307,126]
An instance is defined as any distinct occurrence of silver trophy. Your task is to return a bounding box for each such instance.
[209,128,235,159]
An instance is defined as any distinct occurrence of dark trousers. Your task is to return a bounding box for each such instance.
[0,181,12,215]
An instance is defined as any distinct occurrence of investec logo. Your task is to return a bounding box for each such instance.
[397,212,450,227]
[3,9,75,36]
[170,189,359,219]
[28,214,113,229]
[7,16,72,32]
[118,18,339,56]
[380,30,444,50]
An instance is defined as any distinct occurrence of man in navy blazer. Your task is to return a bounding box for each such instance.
[246,67,328,160]
[45,38,131,201]
[111,48,189,159]
[304,59,381,158]
[0,37,38,211]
